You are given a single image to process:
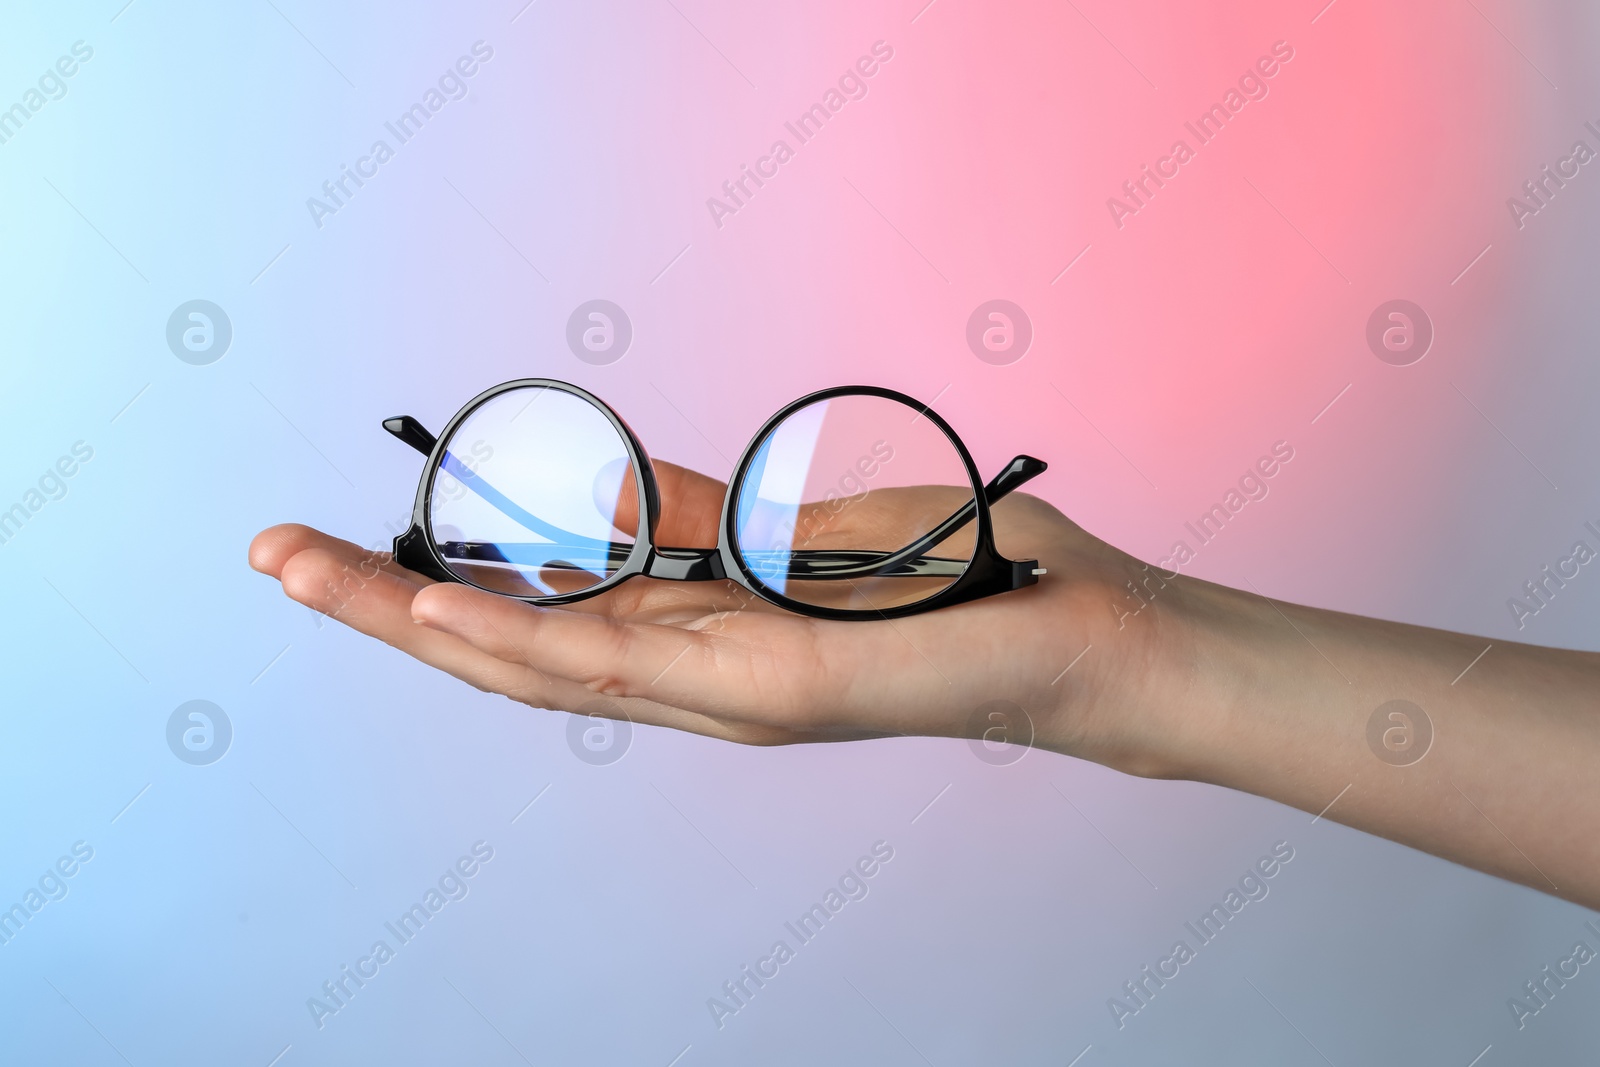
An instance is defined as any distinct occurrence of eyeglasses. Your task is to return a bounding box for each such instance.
[383,379,1047,621]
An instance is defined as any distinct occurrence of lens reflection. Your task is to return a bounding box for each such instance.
[427,385,636,597]
[733,393,977,611]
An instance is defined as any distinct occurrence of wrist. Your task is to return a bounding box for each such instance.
[1039,568,1280,782]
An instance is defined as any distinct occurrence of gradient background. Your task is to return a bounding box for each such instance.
[2,0,1598,1062]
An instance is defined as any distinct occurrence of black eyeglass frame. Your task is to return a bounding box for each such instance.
[385,378,1047,621]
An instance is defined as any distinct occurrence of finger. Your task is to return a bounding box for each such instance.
[606,459,727,547]
[411,579,856,729]
[544,574,775,624]
[276,546,771,738]
[278,545,557,698]
[250,523,426,584]
[412,577,793,738]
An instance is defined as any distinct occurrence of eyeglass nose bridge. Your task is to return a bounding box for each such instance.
[643,546,726,582]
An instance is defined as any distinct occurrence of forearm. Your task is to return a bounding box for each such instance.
[1108,575,1600,909]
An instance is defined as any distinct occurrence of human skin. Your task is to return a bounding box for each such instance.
[250,462,1600,910]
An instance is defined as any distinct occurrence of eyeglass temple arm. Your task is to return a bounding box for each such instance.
[985,455,1048,504]
[852,455,1047,579]
[450,454,1046,583]
[385,415,438,456]
[642,457,1048,580]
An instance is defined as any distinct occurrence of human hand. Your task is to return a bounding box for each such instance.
[249,461,1178,764]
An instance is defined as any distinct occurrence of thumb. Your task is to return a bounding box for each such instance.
[596,458,729,548]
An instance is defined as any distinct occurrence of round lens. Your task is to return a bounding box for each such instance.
[733,393,978,612]
[427,385,638,597]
